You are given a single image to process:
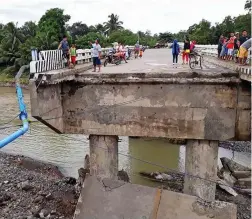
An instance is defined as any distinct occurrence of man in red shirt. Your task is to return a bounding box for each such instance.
[226,33,235,61]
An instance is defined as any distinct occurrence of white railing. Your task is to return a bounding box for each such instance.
[30,46,135,73]
[195,45,218,57]
[195,44,252,61]
[196,44,251,80]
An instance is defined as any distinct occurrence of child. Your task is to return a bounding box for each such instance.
[139,48,143,58]
[226,33,235,61]
[220,38,228,60]
[69,44,77,67]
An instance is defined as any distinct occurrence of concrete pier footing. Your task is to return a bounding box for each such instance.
[89,135,118,179]
[184,140,218,201]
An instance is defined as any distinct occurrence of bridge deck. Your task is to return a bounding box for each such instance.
[33,49,239,85]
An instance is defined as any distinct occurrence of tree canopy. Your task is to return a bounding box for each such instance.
[0,1,250,76]
[103,14,123,35]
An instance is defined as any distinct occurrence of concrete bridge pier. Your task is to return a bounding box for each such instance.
[184,140,218,201]
[89,135,119,179]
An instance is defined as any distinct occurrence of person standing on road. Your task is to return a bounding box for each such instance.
[239,30,250,64]
[172,39,180,66]
[238,38,251,65]
[226,32,235,61]
[121,44,128,63]
[134,41,140,58]
[218,35,224,58]
[58,35,70,67]
[234,32,240,62]
[220,37,228,60]
[182,39,190,64]
[239,30,250,45]
[190,40,196,52]
[90,39,102,72]
[69,44,77,67]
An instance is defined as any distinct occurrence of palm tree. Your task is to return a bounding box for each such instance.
[95,24,105,36]
[245,0,251,11]
[103,14,123,35]
[0,22,24,68]
[21,21,37,39]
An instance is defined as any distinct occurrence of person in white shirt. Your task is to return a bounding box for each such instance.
[89,39,102,72]
[118,43,123,52]
[120,44,127,63]
[125,46,129,59]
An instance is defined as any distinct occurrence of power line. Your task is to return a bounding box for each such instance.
[29,124,247,192]
[0,114,19,127]
[0,124,22,131]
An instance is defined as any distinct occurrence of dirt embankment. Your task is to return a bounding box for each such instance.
[0,152,80,219]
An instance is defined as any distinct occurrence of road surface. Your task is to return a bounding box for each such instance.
[87,48,221,74]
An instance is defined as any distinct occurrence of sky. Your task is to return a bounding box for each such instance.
[0,0,247,34]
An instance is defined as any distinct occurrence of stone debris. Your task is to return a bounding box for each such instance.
[217,178,238,197]
[218,157,251,195]
[118,169,130,182]
[0,152,80,219]
[139,156,251,219]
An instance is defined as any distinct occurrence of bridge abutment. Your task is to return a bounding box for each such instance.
[184,140,218,201]
[89,135,119,179]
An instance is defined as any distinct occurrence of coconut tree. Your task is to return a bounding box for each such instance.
[95,24,105,36]
[103,14,123,35]
[0,22,24,70]
[245,0,251,12]
[21,21,37,39]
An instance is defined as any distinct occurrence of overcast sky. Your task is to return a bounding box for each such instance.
[0,0,247,34]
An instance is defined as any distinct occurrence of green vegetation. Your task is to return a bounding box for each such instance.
[0,0,250,81]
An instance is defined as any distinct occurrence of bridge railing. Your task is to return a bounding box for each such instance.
[195,45,218,57]
[30,46,135,74]
[195,44,252,61]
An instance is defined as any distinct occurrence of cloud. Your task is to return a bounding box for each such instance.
[0,0,246,33]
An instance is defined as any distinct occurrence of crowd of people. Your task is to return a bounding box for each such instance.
[58,35,145,72]
[58,32,251,71]
[218,30,251,65]
[171,39,197,66]
[171,30,251,67]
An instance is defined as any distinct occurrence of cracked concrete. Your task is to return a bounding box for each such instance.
[30,49,251,141]
[73,176,237,219]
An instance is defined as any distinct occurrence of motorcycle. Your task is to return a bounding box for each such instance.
[104,50,121,67]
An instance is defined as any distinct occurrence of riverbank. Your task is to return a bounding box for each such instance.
[0,152,80,219]
[1,151,251,219]
[0,74,29,89]
[220,141,251,153]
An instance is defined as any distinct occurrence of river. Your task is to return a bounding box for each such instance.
[0,87,250,185]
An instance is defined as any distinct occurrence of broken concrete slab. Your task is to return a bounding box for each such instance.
[73,175,156,219]
[157,189,237,219]
[73,176,237,219]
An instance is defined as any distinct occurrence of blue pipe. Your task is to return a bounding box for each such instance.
[0,65,29,148]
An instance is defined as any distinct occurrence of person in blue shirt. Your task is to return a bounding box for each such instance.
[58,35,70,67]
[172,39,180,66]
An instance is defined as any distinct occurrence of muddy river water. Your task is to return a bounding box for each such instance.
[0,87,250,185]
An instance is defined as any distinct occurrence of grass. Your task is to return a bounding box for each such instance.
[0,73,29,85]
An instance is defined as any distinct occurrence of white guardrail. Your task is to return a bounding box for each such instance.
[195,45,251,60]
[30,46,135,73]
